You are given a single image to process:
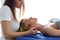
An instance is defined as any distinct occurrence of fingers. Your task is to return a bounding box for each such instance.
[29,27,37,34]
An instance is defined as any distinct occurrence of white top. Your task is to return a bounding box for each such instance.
[0,5,20,40]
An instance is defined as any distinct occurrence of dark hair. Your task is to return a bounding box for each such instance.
[3,0,24,22]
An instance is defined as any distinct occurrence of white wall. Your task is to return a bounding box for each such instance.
[0,0,5,37]
[0,0,1,37]
[0,0,1,8]
[0,0,60,37]
[0,23,1,37]
[23,0,60,24]
[0,0,5,8]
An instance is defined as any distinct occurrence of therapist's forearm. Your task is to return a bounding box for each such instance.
[5,31,30,39]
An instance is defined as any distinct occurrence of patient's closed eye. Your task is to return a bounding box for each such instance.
[33,29,36,30]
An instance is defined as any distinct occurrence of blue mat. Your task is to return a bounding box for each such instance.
[16,33,60,40]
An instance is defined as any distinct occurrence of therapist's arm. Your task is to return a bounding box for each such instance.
[1,21,37,39]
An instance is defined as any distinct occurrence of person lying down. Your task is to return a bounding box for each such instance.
[17,17,60,36]
[17,17,43,32]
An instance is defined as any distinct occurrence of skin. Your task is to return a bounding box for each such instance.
[1,0,37,40]
[29,17,44,29]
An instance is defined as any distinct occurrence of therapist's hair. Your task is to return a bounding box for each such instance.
[3,0,24,22]
[17,19,31,32]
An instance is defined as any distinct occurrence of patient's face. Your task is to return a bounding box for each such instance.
[29,17,37,24]
[22,18,37,25]
[21,18,37,28]
[19,18,37,32]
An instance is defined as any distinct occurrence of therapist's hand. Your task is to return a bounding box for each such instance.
[27,27,37,34]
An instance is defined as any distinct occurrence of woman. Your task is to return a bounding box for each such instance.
[17,17,43,33]
[19,17,60,36]
[0,0,37,40]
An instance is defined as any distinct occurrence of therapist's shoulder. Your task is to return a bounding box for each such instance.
[2,5,10,9]
[0,5,11,11]
[0,5,12,19]
[0,5,12,15]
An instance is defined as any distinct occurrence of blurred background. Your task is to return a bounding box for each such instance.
[0,0,60,37]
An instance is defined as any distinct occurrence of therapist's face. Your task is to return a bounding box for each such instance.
[15,0,23,8]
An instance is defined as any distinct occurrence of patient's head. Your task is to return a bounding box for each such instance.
[17,18,37,32]
[29,17,37,24]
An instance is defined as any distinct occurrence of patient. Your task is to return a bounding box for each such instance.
[17,17,43,32]
[17,17,60,36]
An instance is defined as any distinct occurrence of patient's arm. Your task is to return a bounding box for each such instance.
[38,24,60,36]
[44,28,60,36]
